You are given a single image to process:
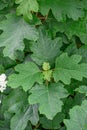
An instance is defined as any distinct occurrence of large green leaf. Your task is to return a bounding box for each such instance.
[39,0,84,21]
[0,14,38,60]
[11,105,39,130]
[64,100,87,130]
[8,62,43,91]
[15,0,39,20]
[53,53,87,84]
[29,83,68,119]
[30,28,62,65]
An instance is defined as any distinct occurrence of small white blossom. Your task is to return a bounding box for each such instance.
[0,74,7,92]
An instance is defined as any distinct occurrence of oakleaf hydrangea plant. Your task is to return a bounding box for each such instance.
[0,0,87,130]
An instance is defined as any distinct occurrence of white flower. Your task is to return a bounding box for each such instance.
[0,74,7,92]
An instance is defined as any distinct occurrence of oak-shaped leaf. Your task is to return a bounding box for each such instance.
[8,62,43,91]
[53,53,87,84]
[0,14,38,60]
[64,100,87,130]
[39,0,84,21]
[15,0,39,20]
[29,83,68,119]
[30,28,62,66]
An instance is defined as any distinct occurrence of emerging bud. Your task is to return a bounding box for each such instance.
[42,62,50,71]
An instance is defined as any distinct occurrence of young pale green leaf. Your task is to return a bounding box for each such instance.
[53,53,87,84]
[43,70,52,82]
[31,28,62,65]
[15,0,39,20]
[39,0,84,21]
[8,62,43,91]
[11,105,39,130]
[29,83,68,120]
[40,113,65,129]
[64,100,87,130]
[0,14,38,60]
[75,85,87,96]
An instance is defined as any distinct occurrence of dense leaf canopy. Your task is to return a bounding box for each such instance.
[0,0,87,130]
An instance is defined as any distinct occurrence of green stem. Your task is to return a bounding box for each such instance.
[46,80,49,87]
